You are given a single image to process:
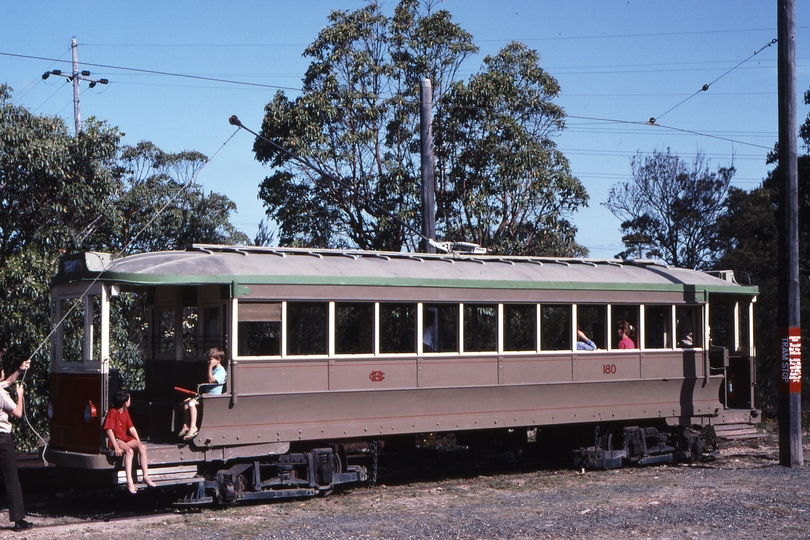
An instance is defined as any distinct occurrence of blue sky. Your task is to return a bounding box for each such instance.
[2,1,808,258]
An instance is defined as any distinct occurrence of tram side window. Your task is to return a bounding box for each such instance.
[238,302,281,357]
[60,298,84,363]
[504,304,536,352]
[202,307,222,352]
[182,307,198,357]
[541,305,572,351]
[611,306,639,349]
[379,303,416,353]
[157,309,175,355]
[287,302,327,356]
[423,304,459,353]
[739,302,751,351]
[335,303,374,355]
[463,304,497,352]
[677,307,702,348]
[577,305,607,349]
[711,299,751,351]
[645,305,672,349]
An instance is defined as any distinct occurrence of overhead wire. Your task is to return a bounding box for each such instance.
[0,51,301,92]
[650,38,778,123]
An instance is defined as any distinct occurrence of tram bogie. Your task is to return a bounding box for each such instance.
[43,245,760,503]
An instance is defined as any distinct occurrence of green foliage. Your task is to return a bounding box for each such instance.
[603,148,734,269]
[714,155,810,410]
[254,1,587,256]
[435,43,587,256]
[714,85,810,409]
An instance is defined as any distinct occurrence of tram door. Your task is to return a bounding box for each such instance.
[49,284,114,453]
[709,295,756,410]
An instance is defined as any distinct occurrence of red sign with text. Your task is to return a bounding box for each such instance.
[779,327,802,393]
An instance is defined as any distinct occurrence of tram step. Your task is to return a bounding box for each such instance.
[713,423,765,441]
[116,464,199,485]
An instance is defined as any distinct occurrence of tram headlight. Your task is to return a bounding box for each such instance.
[46,401,54,420]
[84,401,98,424]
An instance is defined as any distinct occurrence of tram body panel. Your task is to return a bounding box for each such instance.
[191,376,724,448]
[48,372,104,453]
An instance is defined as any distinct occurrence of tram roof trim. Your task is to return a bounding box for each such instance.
[51,244,758,296]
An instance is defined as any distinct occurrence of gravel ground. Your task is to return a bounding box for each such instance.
[4,432,809,539]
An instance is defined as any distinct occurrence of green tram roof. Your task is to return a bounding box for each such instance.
[53,244,758,299]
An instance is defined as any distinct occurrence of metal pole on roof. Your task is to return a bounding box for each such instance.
[776,0,802,467]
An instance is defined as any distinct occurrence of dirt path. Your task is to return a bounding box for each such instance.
[5,434,809,539]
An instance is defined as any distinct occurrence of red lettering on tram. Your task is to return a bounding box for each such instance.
[369,371,385,382]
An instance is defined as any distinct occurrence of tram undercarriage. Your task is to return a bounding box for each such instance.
[138,446,367,506]
[572,424,718,470]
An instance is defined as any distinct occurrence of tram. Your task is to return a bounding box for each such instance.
[43,244,759,503]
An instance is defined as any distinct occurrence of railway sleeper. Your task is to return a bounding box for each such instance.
[572,425,718,470]
[173,447,367,506]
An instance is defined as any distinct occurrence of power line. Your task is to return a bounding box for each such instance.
[0,51,302,92]
[651,38,778,123]
[566,115,773,150]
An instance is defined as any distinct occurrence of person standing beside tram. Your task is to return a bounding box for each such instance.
[0,347,33,531]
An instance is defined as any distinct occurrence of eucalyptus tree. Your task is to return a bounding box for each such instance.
[434,43,587,256]
[109,141,249,254]
[603,148,734,269]
[254,0,587,255]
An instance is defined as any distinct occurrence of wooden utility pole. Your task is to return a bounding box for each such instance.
[420,77,436,253]
[776,0,802,467]
[71,37,82,136]
[41,37,108,135]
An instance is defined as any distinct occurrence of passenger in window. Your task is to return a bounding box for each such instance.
[576,327,597,350]
[103,390,157,493]
[178,347,227,441]
[617,320,636,349]
[677,319,694,348]
[423,310,436,352]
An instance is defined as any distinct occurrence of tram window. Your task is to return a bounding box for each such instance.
[577,305,607,349]
[504,304,536,352]
[645,306,671,349]
[423,304,458,353]
[677,307,702,348]
[463,304,497,352]
[710,299,750,351]
[379,303,416,353]
[91,295,102,361]
[202,307,222,352]
[709,301,736,349]
[157,309,175,354]
[739,302,751,350]
[336,303,374,355]
[182,307,198,356]
[541,305,572,351]
[60,298,84,363]
[287,302,327,356]
[611,306,639,349]
[238,302,281,357]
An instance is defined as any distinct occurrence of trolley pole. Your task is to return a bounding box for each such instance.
[41,37,108,135]
[776,0,802,467]
[420,77,436,253]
